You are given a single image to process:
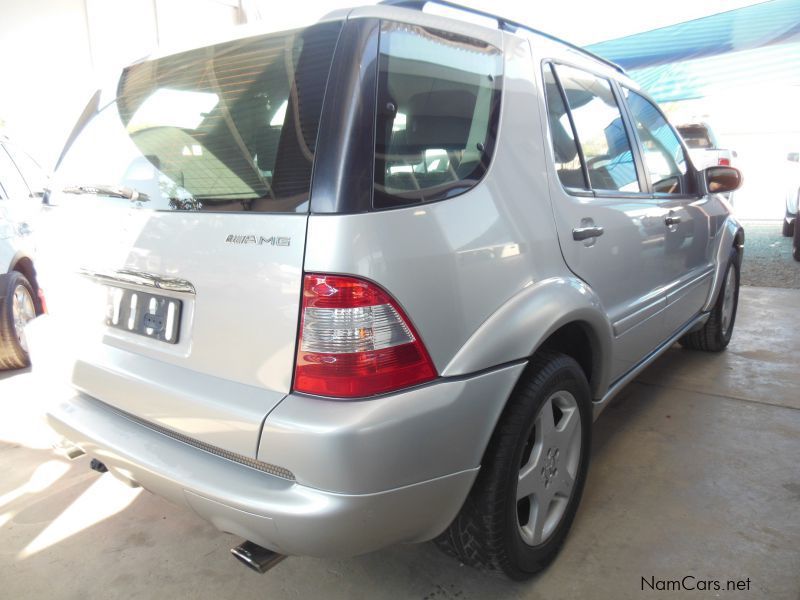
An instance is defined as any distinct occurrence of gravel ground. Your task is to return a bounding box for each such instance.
[740,220,800,289]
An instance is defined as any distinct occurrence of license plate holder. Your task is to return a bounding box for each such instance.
[106,286,182,344]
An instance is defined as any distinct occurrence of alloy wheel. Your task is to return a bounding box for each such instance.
[516,390,582,546]
[11,284,36,352]
[721,264,735,337]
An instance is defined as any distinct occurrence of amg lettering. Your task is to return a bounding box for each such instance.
[225,235,291,246]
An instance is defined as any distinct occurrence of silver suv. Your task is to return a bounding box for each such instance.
[0,136,46,370]
[45,1,744,580]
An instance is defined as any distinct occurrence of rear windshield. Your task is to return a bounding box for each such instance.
[53,22,342,213]
[677,126,713,149]
[373,22,502,209]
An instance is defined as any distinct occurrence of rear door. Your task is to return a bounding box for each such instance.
[43,22,343,457]
[620,88,713,335]
[541,63,673,378]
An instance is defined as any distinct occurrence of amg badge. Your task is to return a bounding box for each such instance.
[226,235,291,246]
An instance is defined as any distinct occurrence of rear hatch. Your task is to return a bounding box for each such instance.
[41,21,343,457]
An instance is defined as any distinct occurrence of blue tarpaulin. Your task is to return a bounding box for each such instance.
[587,0,800,102]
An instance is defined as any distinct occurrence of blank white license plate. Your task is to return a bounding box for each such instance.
[106,286,182,344]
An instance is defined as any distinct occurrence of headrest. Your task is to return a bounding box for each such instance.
[549,115,578,164]
[405,89,477,150]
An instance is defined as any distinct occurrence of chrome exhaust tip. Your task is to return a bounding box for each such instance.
[230,541,285,574]
[53,442,85,460]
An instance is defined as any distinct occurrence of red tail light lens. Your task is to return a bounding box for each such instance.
[37,288,48,314]
[294,274,437,398]
[718,157,731,166]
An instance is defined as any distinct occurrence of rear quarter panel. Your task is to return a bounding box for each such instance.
[304,33,614,395]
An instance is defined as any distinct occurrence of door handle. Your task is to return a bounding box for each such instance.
[665,215,682,226]
[572,226,604,241]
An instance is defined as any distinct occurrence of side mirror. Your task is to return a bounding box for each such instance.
[704,166,742,194]
[788,152,799,163]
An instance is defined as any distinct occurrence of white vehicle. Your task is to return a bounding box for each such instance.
[0,136,46,369]
[783,151,799,240]
[676,123,736,170]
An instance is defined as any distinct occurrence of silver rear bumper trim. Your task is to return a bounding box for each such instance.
[98,398,295,480]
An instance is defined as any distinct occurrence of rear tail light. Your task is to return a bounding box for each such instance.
[37,288,48,314]
[294,274,437,398]
[718,157,731,166]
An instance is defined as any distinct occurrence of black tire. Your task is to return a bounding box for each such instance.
[679,247,739,352]
[435,350,591,580]
[782,218,794,237]
[793,213,800,262]
[0,271,35,370]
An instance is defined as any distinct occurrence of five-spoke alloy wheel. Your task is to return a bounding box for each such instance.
[680,246,740,352]
[516,390,582,546]
[12,283,36,353]
[436,351,591,580]
[0,271,38,370]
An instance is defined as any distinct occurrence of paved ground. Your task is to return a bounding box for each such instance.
[1,287,798,600]
[739,220,800,289]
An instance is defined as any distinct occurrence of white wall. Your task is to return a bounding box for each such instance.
[0,0,771,172]
[0,0,95,169]
[664,86,800,219]
[0,0,241,169]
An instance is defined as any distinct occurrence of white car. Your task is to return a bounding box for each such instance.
[0,136,46,369]
[676,123,736,170]
[783,151,799,242]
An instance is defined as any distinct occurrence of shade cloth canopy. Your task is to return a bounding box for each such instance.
[587,0,800,101]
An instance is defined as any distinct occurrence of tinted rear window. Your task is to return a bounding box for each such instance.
[542,65,587,190]
[373,21,502,209]
[54,22,342,213]
[677,126,712,149]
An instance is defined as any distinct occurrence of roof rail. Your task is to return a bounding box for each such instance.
[378,0,626,74]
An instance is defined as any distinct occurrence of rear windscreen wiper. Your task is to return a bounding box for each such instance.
[62,184,150,202]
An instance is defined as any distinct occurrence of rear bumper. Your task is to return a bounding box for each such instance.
[47,363,524,557]
[47,394,476,556]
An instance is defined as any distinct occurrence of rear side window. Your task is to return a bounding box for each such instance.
[552,65,639,193]
[623,89,688,194]
[373,22,502,209]
[542,65,587,190]
[677,126,713,149]
[54,22,342,213]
